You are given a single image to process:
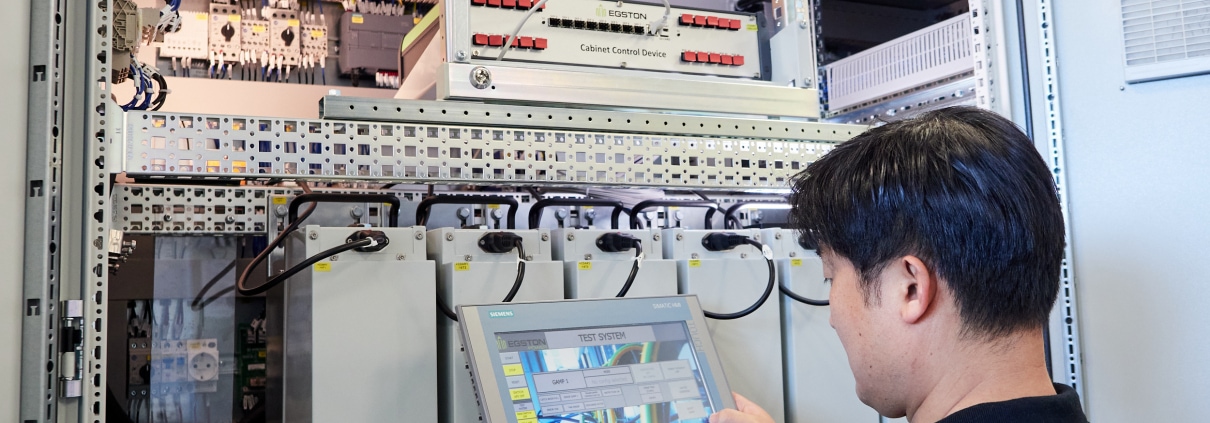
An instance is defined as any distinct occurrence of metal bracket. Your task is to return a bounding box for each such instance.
[1032,0,1085,402]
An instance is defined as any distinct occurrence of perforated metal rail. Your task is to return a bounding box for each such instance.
[119,111,859,188]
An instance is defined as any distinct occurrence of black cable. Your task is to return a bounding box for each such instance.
[777,257,830,306]
[236,200,316,296]
[615,241,642,297]
[190,261,237,310]
[439,238,528,321]
[699,236,776,320]
[504,239,527,302]
[240,239,372,296]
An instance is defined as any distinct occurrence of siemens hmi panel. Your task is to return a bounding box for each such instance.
[457,296,735,423]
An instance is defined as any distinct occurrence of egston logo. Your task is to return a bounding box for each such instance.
[597,5,647,20]
[488,310,514,318]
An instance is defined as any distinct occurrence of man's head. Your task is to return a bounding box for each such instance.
[788,107,1065,415]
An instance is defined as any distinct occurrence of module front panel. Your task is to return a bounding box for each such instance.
[467,0,762,78]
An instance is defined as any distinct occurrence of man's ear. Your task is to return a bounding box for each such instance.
[891,255,935,324]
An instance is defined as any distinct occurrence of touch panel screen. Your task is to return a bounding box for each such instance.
[458,296,733,423]
[496,322,714,422]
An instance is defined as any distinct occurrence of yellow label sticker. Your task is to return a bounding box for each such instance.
[455,262,471,271]
[518,419,538,423]
[509,387,532,401]
[314,262,331,272]
[747,23,758,31]
[351,14,364,24]
[228,14,240,22]
[488,204,500,209]
[196,13,208,20]
[258,351,266,358]
[310,30,324,39]
[502,364,524,376]
[287,19,300,27]
[578,262,592,270]
[791,258,803,267]
[516,411,537,420]
[252,24,266,33]
[206,160,221,169]
[272,196,288,205]
[689,259,702,268]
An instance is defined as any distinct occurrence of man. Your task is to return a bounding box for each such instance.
[711,107,1087,422]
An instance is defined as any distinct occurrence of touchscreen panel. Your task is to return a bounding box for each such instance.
[495,322,716,423]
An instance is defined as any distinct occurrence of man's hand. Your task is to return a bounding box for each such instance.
[709,392,775,423]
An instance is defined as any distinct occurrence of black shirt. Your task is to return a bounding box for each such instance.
[936,383,1088,423]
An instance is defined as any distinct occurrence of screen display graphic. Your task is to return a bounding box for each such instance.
[494,322,714,423]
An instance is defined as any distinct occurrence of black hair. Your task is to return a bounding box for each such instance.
[789,106,1065,338]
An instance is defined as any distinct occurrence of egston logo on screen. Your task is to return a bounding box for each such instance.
[488,310,514,318]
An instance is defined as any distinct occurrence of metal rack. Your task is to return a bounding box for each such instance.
[18,0,1086,421]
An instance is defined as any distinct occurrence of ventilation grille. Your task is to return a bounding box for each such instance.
[1122,0,1210,83]
[823,15,973,114]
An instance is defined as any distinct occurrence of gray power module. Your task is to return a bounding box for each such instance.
[338,12,415,75]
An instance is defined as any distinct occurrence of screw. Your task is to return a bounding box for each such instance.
[308,231,318,240]
[676,234,683,241]
[653,234,660,241]
[584,254,593,260]
[541,233,549,241]
[741,253,748,259]
[456,50,468,61]
[525,255,534,260]
[691,253,699,259]
[799,19,808,29]
[775,232,782,239]
[225,216,235,223]
[163,214,173,222]
[446,233,455,241]
[464,255,473,261]
[470,66,492,90]
[350,206,364,219]
[275,205,288,216]
[567,234,575,241]
[396,254,406,260]
[415,232,425,240]
[330,255,339,261]
[789,251,797,257]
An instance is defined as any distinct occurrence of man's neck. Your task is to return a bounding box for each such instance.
[906,328,1056,423]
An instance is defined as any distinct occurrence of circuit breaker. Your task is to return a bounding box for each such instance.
[426,227,564,423]
[209,4,242,61]
[551,228,678,299]
[761,228,876,423]
[280,226,437,423]
[662,228,787,423]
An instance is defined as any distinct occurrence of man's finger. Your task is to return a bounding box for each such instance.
[732,392,775,420]
[710,408,761,423]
